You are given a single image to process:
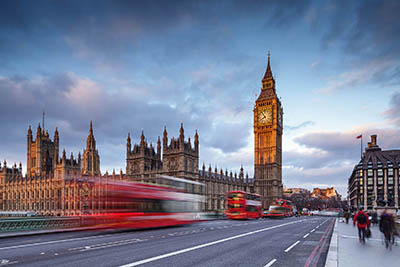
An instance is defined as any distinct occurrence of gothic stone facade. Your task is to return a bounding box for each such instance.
[126,124,253,211]
[1,122,103,216]
[253,53,283,208]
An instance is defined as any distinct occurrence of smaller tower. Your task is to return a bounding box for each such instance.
[194,130,199,153]
[82,121,101,176]
[157,136,161,158]
[127,132,131,155]
[163,126,168,150]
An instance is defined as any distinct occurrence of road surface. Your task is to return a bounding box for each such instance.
[0,216,334,267]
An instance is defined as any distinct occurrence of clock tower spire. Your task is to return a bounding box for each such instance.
[253,51,283,209]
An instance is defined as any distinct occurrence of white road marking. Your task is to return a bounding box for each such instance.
[284,240,300,253]
[310,229,315,233]
[0,260,18,266]
[264,258,277,267]
[69,238,146,251]
[303,233,310,238]
[0,233,121,251]
[118,220,305,267]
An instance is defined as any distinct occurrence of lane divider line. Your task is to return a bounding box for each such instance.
[310,229,315,233]
[303,233,310,239]
[264,258,277,267]
[119,220,305,267]
[284,240,300,253]
[0,233,121,251]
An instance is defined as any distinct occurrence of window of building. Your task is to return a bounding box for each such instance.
[368,178,373,185]
[377,169,383,176]
[368,169,373,176]
[388,177,394,185]
[388,168,393,176]
[378,177,383,185]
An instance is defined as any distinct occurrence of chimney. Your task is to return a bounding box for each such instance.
[371,135,377,146]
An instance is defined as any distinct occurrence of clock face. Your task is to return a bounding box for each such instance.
[258,106,272,125]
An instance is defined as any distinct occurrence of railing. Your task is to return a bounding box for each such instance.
[0,217,80,232]
[309,210,340,217]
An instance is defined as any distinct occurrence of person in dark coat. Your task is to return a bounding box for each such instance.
[379,209,395,248]
[353,208,370,243]
[344,211,350,224]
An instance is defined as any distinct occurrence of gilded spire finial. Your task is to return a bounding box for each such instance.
[89,120,93,135]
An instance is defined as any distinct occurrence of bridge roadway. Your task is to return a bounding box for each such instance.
[0,216,334,267]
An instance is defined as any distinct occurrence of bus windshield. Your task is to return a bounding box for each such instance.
[268,205,285,213]
[228,192,244,199]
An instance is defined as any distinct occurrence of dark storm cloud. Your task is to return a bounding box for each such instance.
[313,0,400,89]
[0,0,312,68]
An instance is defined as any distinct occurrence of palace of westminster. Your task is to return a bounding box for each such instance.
[0,54,283,216]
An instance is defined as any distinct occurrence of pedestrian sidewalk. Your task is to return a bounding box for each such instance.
[325,218,400,267]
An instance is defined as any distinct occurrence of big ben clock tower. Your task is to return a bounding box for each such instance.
[254,52,283,208]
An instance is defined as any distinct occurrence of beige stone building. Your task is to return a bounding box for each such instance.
[0,122,102,216]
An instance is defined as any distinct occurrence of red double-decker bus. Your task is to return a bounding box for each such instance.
[263,199,295,218]
[225,191,262,219]
[80,175,205,229]
[275,199,294,216]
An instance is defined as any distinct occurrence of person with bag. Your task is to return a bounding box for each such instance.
[353,208,370,243]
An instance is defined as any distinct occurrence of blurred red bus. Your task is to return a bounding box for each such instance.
[225,191,262,219]
[263,199,294,218]
[80,176,205,229]
[275,199,294,216]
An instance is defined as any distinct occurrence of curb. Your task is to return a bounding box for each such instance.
[325,218,338,267]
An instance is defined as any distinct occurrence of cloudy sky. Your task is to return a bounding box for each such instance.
[1,0,400,195]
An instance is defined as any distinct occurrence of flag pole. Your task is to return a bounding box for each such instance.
[360,135,363,160]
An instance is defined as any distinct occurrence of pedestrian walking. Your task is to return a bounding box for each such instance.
[379,209,395,249]
[353,208,370,244]
[371,212,378,226]
[344,210,350,224]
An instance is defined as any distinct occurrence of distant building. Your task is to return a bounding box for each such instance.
[311,187,340,200]
[284,187,310,197]
[348,135,400,211]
